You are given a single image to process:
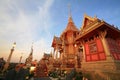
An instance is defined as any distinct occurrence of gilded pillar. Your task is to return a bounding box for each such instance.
[99,30,113,61]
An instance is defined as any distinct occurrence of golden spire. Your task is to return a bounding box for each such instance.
[68,3,73,22]
[68,3,71,17]
[60,4,79,36]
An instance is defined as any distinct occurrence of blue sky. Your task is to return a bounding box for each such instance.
[0,0,120,62]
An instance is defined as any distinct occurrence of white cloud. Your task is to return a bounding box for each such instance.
[0,0,54,63]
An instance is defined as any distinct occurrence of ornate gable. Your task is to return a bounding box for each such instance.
[81,14,97,29]
[51,36,62,47]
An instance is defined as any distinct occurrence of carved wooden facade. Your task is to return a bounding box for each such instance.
[75,14,120,74]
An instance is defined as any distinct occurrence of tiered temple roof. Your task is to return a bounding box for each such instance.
[61,16,79,36]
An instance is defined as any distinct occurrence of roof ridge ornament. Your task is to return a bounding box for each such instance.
[94,15,97,18]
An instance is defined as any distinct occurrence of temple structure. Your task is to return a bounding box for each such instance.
[51,14,120,79]
[52,15,80,69]
[75,14,120,71]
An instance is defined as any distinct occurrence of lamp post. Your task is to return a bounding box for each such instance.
[2,42,16,72]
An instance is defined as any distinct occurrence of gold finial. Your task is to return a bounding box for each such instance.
[68,3,71,17]
[68,3,73,22]
[94,15,97,19]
